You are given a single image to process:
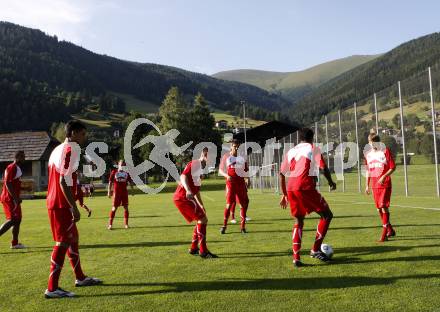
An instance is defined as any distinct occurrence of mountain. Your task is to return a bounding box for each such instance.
[0,21,289,132]
[213,55,379,101]
[288,32,440,125]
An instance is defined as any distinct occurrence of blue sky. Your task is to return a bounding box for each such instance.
[1,0,440,74]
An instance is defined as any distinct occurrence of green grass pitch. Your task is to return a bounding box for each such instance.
[0,171,439,311]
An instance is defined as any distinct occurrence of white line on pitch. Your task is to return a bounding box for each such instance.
[203,194,215,202]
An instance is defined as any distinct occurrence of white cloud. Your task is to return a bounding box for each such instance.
[0,0,113,44]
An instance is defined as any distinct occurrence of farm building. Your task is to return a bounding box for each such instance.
[0,131,59,193]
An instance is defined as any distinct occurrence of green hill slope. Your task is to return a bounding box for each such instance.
[289,32,440,125]
[213,55,379,100]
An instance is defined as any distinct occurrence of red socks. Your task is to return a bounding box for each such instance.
[191,225,198,250]
[67,242,86,281]
[223,207,230,227]
[378,210,384,219]
[109,209,116,226]
[230,202,236,220]
[124,209,129,226]
[240,207,247,230]
[196,223,208,254]
[382,212,389,227]
[48,245,68,291]
[379,211,393,240]
[312,218,332,252]
[292,223,303,261]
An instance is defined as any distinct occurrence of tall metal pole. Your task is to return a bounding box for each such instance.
[398,81,409,197]
[338,110,345,192]
[429,67,440,197]
[296,131,299,144]
[315,121,320,191]
[325,115,330,169]
[325,115,330,192]
[354,102,361,193]
[276,138,282,194]
[374,93,379,133]
[242,100,247,153]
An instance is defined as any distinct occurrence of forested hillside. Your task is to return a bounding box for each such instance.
[0,22,288,132]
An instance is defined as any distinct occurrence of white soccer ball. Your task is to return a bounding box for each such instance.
[321,244,334,259]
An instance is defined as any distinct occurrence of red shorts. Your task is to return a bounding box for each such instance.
[173,198,206,223]
[113,193,128,207]
[226,182,249,207]
[287,190,330,218]
[372,188,391,209]
[2,201,22,220]
[48,208,78,243]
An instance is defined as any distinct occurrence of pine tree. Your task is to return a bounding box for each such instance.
[188,93,220,145]
[158,87,190,146]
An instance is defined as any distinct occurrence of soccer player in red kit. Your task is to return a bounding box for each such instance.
[107,160,134,230]
[0,150,26,249]
[173,147,217,258]
[280,128,336,267]
[219,139,250,234]
[45,120,102,299]
[365,133,396,242]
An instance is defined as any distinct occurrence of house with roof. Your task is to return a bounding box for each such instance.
[0,131,59,193]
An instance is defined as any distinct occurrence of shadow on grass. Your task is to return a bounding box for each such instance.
[335,254,440,265]
[89,215,162,220]
[334,244,440,256]
[254,215,371,223]
[220,251,290,259]
[0,241,193,254]
[252,223,440,235]
[80,241,190,249]
[86,273,440,297]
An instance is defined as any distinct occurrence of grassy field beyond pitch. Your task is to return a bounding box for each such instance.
[0,179,439,311]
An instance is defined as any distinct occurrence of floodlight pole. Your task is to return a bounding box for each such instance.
[338,109,345,192]
[354,102,361,193]
[429,67,440,197]
[325,115,330,169]
[374,93,379,133]
[242,100,247,154]
[325,115,331,192]
[315,122,320,191]
[398,81,409,197]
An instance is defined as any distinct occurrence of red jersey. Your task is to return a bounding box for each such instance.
[220,154,248,184]
[365,147,395,189]
[109,169,132,196]
[280,143,326,191]
[47,143,79,210]
[174,160,203,200]
[0,162,22,202]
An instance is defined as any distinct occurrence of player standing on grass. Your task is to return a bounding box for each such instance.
[45,120,102,299]
[279,128,336,267]
[219,139,250,234]
[107,160,134,230]
[173,147,217,258]
[0,150,26,249]
[364,133,396,242]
